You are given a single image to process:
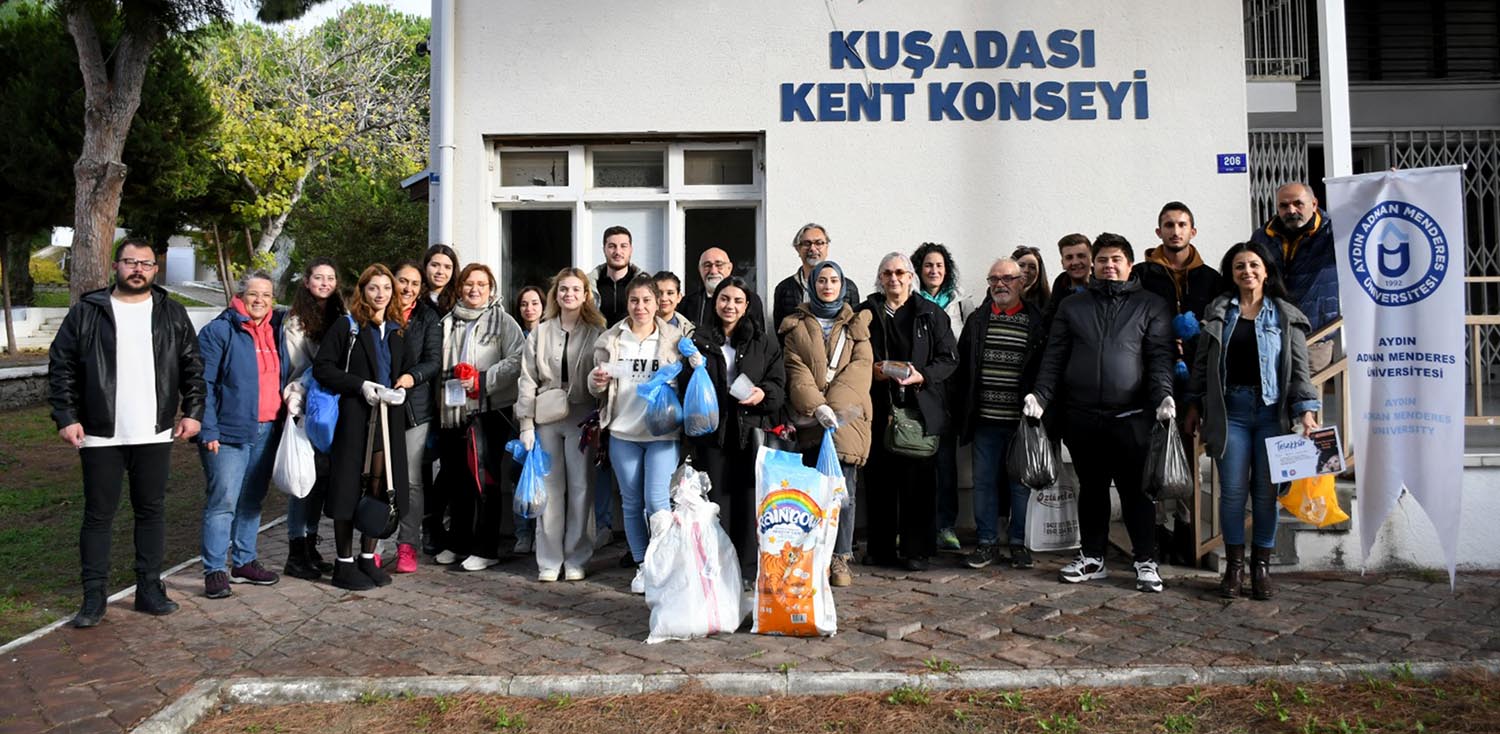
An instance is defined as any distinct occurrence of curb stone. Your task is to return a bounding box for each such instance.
[131,659,1500,733]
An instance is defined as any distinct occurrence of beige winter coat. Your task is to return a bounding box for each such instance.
[778,304,874,465]
[517,317,605,432]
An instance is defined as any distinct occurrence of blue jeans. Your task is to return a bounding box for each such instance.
[199,421,279,574]
[971,422,1029,546]
[1217,386,1285,548]
[285,455,326,540]
[834,461,858,557]
[610,438,678,563]
[934,431,959,533]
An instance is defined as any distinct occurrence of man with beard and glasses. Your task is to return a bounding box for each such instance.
[679,246,765,327]
[49,238,206,627]
[1251,182,1339,371]
[772,223,861,330]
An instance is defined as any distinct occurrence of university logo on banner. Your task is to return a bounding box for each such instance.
[1326,165,1466,586]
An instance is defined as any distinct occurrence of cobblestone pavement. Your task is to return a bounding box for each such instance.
[5,526,1499,733]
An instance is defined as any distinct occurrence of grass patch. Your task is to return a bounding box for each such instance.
[0,405,285,643]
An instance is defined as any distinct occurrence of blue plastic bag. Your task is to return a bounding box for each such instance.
[678,338,719,437]
[505,439,551,520]
[304,315,358,454]
[815,426,849,509]
[637,361,685,436]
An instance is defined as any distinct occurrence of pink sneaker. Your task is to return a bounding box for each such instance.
[394,543,418,574]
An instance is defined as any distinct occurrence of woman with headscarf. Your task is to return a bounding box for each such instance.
[778,260,873,588]
[858,252,959,571]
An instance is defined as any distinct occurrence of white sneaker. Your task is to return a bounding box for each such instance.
[537,568,559,582]
[433,550,459,565]
[630,568,645,594]
[594,528,613,551]
[563,567,586,581]
[459,555,499,571]
[1134,560,1164,593]
[1059,553,1108,583]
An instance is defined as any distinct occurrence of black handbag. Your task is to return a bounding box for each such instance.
[355,402,400,539]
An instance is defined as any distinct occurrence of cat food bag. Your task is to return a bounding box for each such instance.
[750,446,838,637]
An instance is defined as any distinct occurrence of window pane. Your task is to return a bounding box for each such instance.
[684,150,754,186]
[500,152,568,187]
[502,210,572,304]
[685,207,758,299]
[593,150,664,188]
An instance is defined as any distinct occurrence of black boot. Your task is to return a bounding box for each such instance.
[1251,546,1275,601]
[133,577,180,616]
[358,556,392,587]
[330,559,375,591]
[1219,544,1245,599]
[283,537,322,580]
[71,584,108,628]
[306,533,333,573]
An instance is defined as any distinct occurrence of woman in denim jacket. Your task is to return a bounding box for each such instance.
[1186,241,1320,601]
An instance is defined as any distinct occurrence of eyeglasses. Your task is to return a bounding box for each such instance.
[118,258,157,270]
[879,269,910,279]
[986,275,1024,285]
[701,260,731,271]
[797,239,829,249]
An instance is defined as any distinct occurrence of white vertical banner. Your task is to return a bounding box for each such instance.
[1325,165,1466,585]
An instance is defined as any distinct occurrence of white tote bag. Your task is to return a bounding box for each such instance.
[272,417,317,499]
[1025,463,1081,553]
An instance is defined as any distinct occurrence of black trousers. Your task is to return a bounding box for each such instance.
[694,423,757,578]
[1063,409,1157,561]
[79,442,173,588]
[863,437,936,563]
[434,411,514,559]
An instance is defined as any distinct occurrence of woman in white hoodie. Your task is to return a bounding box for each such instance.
[589,275,690,593]
[515,268,606,582]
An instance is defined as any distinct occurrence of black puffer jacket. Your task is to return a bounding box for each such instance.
[679,286,766,330]
[401,298,445,427]
[1033,279,1174,416]
[48,285,206,436]
[859,293,958,437]
[689,323,786,450]
[952,297,1048,443]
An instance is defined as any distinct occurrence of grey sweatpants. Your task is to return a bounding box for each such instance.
[400,422,430,545]
[534,404,596,575]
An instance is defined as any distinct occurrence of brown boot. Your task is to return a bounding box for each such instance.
[1250,546,1274,600]
[1219,544,1245,599]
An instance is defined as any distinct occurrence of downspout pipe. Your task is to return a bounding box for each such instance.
[430,0,456,247]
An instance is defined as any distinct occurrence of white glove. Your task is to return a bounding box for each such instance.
[379,387,407,406]
[1022,393,1043,419]
[814,404,839,429]
[484,363,504,391]
[520,429,535,451]
[688,353,704,369]
[285,392,304,418]
[282,381,305,401]
[1156,395,1177,422]
[360,381,382,406]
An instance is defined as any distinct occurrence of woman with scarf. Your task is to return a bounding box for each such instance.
[690,276,787,582]
[196,271,289,599]
[911,242,972,555]
[859,252,959,571]
[589,274,688,592]
[516,268,606,582]
[390,263,444,573]
[1013,245,1053,312]
[778,261,873,588]
[280,257,345,580]
[312,264,412,591]
[431,264,525,571]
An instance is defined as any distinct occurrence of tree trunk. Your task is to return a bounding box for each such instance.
[2,234,36,307]
[65,8,161,302]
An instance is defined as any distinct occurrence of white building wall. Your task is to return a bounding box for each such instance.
[446,1,1252,296]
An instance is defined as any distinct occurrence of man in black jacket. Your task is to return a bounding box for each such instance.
[953,258,1048,571]
[771,223,860,329]
[48,239,206,627]
[1027,233,1174,593]
[679,246,765,327]
[1133,201,1221,395]
[593,225,642,326]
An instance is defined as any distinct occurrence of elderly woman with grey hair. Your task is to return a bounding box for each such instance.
[856,252,959,572]
[196,270,290,599]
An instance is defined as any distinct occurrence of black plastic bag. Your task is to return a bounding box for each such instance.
[1143,419,1192,500]
[1006,418,1057,489]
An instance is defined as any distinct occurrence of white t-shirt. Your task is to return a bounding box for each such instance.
[721,342,739,386]
[83,296,172,447]
[608,329,673,442]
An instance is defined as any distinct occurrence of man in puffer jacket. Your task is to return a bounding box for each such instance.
[1027,233,1174,594]
[1251,182,1339,371]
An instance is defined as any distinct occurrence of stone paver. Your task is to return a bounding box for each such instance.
[3,525,1499,733]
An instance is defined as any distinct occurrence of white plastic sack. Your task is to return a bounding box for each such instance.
[273,417,316,499]
[643,463,743,643]
[750,446,838,637]
[1024,463,1081,553]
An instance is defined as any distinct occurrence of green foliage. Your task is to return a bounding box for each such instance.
[924,657,960,674]
[885,686,932,706]
[1036,713,1080,732]
[28,259,67,287]
[1077,691,1101,713]
[284,169,427,284]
